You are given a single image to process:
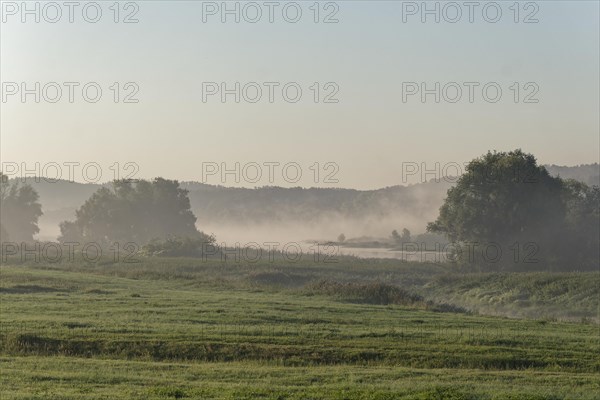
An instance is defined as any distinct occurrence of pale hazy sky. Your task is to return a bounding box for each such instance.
[1,1,598,189]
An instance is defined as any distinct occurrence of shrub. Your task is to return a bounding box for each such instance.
[141,234,215,258]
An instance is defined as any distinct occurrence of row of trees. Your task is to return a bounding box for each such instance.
[2,150,599,270]
[1,174,214,257]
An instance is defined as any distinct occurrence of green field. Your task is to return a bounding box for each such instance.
[1,257,599,399]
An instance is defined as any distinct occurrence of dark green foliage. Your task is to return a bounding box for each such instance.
[0,173,43,242]
[59,178,202,246]
[428,150,599,270]
[561,179,600,270]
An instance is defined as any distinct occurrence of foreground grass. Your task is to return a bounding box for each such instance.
[1,260,599,398]
[2,357,599,399]
[420,272,599,321]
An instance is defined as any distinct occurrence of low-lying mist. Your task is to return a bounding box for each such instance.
[200,212,435,246]
[31,179,452,245]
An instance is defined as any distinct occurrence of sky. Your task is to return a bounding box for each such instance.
[1,0,599,189]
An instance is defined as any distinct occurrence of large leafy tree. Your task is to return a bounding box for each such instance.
[59,178,202,246]
[427,150,590,270]
[561,179,600,270]
[0,173,43,242]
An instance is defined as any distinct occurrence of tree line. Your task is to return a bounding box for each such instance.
[1,150,598,270]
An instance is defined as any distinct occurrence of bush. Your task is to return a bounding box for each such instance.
[305,280,424,306]
[141,234,215,258]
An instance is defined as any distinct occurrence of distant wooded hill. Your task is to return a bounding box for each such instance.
[545,164,599,186]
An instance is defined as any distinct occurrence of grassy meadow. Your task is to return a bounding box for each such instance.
[0,256,599,399]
